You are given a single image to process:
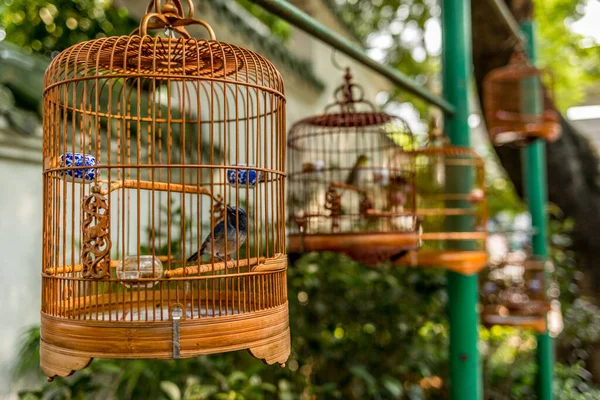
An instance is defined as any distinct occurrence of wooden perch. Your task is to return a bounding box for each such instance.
[365,209,415,217]
[97,180,216,198]
[416,208,479,216]
[164,257,266,278]
[330,180,365,194]
[164,254,287,278]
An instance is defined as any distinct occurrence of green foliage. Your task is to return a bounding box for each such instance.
[534,0,600,110]
[554,362,600,400]
[477,144,526,218]
[331,0,440,114]
[234,0,291,42]
[547,205,580,303]
[334,0,599,111]
[14,245,600,399]
[481,325,600,400]
[0,0,137,55]
[286,253,449,399]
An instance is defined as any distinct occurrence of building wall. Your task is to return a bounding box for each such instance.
[0,131,43,397]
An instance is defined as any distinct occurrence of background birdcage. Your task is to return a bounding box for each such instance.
[287,69,419,267]
[390,124,488,273]
[483,50,561,146]
[41,0,289,380]
[481,231,554,332]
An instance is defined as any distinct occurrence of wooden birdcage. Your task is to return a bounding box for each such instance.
[483,50,561,145]
[41,0,289,380]
[391,122,488,273]
[287,69,420,267]
[481,232,552,333]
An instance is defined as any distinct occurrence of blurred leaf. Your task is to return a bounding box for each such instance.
[382,376,404,398]
[160,381,181,400]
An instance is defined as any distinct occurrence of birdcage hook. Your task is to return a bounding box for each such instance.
[331,49,349,72]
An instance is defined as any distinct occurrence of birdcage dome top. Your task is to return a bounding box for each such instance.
[288,69,412,152]
[44,0,283,93]
[44,35,284,93]
[483,50,541,83]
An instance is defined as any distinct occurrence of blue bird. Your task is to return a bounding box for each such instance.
[186,206,248,263]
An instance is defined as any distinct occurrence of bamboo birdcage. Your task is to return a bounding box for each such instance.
[483,50,561,145]
[287,69,420,267]
[481,232,553,333]
[41,0,289,380]
[391,122,488,273]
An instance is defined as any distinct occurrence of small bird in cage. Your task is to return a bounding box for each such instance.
[345,154,368,187]
[187,207,248,264]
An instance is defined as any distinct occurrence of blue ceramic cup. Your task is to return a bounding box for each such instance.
[227,164,262,188]
[60,152,98,182]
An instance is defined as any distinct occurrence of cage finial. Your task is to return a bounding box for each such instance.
[328,67,369,113]
[136,0,216,39]
[427,117,449,147]
[509,47,529,66]
[342,68,354,104]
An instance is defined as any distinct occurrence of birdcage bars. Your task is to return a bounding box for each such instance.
[41,0,289,380]
[391,124,488,273]
[287,69,420,267]
[483,49,561,146]
[481,232,553,333]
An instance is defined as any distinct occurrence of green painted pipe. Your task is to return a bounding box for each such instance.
[520,20,554,400]
[442,0,482,399]
[248,0,455,114]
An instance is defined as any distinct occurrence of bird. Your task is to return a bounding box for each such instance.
[186,206,248,264]
[345,154,368,187]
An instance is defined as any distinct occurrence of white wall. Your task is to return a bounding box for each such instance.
[0,132,43,397]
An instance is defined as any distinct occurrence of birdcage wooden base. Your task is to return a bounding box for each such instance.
[40,302,290,380]
[288,232,420,267]
[491,120,561,146]
[482,314,547,333]
[392,250,487,274]
[507,300,552,316]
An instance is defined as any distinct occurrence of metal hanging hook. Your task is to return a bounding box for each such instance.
[331,49,349,72]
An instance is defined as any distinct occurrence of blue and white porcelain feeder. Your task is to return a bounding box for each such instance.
[60,152,98,183]
[227,164,262,188]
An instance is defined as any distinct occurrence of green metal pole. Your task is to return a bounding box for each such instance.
[441,1,482,399]
[520,20,554,400]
